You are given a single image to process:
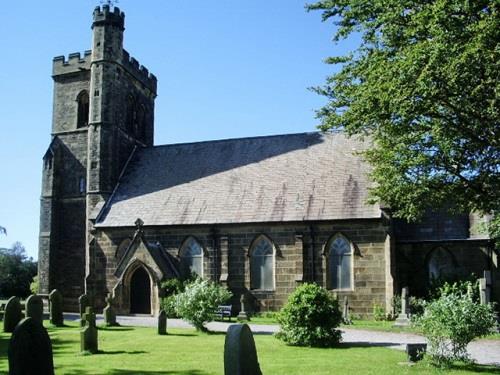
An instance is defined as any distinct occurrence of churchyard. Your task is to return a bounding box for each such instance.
[1,320,499,374]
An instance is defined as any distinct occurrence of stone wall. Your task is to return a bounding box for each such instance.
[91,219,392,317]
[395,240,498,302]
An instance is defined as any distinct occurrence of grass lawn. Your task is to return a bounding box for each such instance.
[1,321,499,374]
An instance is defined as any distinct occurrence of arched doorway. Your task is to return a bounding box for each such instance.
[130,267,151,314]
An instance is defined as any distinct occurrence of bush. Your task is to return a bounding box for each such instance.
[276,283,342,347]
[30,275,39,295]
[372,303,386,321]
[174,278,232,331]
[415,291,496,367]
[160,274,197,318]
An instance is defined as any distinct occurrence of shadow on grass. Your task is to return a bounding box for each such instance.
[96,350,148,355]
[164,332,197,337]
[97,326,134,331]
[0,332,10,361]
[449,363,500,374]
[337,342,398,349]
[64,370,209,375]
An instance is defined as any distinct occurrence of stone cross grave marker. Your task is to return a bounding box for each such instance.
[8,317,54,375]
[49,289,64,327]
[342,296,351,325]
[78,294,89,327]
[3,296,23,333]
[394,287,410,327]
[80,307,98,354]
[103,293,118,326]
[158,309,167,335]
[224,324,262,375]
[25,294,44,325]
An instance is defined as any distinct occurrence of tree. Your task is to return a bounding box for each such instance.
[0,242,37,298]
[307,1,499,241]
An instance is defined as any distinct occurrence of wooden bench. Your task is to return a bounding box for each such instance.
[214,305,232,321]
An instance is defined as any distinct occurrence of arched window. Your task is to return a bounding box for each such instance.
[179,237,203,278]
[327,235,353,290]
[77,91,89,128]
[428,247,454,282]
[250,235,274,290]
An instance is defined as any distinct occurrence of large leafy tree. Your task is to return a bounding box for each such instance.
[307,1,499,238]
[0,242,37,298]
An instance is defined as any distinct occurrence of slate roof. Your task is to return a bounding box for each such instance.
[95,132,381,227]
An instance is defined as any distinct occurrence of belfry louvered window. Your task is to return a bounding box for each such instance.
[250,236,274,290]
[328,235,353,290]
[179,237,203,278]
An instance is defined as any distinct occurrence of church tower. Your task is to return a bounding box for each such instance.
[38,5,157,310]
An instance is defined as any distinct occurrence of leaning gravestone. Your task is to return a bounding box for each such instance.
[8,317,54,375]
[25,295,44,325]
[103,294,118,326]
[158,309,167,335]
[394,287,410,327]
[342,296,352,325]
[224,324,262,375]
[49,289,63,327]
[3,296,23,333]
[80,307,98,354]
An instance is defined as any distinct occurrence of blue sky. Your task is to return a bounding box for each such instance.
[0,1,354,259]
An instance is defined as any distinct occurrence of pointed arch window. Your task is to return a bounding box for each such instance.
[179,237,203,278]
[77,91,89,128]
[250,236,275,290]
[327,235,353,290]
[428,247,454,282]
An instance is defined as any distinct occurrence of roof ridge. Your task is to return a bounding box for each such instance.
[148,131,332,149]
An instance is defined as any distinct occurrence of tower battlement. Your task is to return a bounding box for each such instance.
[93,5,125,30]
[122,50,157,94]
[52,50,92,76]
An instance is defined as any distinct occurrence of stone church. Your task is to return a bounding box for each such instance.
[38,5,498,316]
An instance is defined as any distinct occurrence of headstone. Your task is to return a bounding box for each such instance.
[3,296,23,333]
[237,294,249,321]
[224,324,262,375]
[394,287,410,327]
[25,295,44,325]
[479,278,488,305]
[406,343,427,362]
[80,307,98,354]
[342,296,351,325]
[103,293,118,326]
[78,294,89,318]
[158,309,167,335]
[49,289,63,327]
[78,294,89,328]
[8,317,54,375]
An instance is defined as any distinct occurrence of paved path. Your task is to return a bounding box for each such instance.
[65,313,500,367]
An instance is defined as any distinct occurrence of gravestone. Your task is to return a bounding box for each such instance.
[342,296,352,325]
[394,287,410,327]
[8,317,54,375]
[103,294,118,326]
[78,294,89,327]
[237,294,249,321]
[80,307,98,354]
[49,289,63,327]
[25,295,44,325]
[3,296,23,333]
[158,309,167,335]
[406,343,427,362]
[224,324,262,375]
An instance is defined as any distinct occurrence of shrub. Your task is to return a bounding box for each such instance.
[174,278,232,331]
[160,274,196,318]
[415,291,496,367]
[372,303,386,321]
[276,283,342,347]
[29,275,39,295]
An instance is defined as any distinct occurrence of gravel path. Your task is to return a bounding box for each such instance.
[65,313,500,366]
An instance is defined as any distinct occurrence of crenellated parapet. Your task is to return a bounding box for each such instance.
[53,51,92,77]
[92,5,125,30]
[121,50,157,94]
